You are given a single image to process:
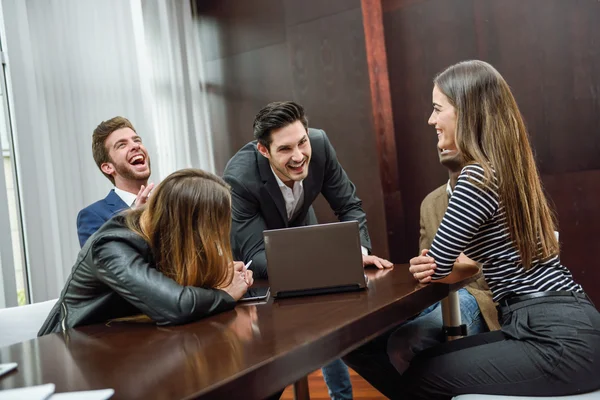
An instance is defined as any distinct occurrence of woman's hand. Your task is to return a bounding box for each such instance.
[243,269,254,287]
[222,262,251,301]
[457,252,476,265]
[132,182,154,209]
[409,249,436,283]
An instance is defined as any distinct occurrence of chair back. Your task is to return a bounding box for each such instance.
[0,299,58,348]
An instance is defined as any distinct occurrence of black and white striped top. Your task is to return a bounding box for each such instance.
[430,164,583,302]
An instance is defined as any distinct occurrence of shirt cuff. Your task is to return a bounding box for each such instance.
[361,246,369,256]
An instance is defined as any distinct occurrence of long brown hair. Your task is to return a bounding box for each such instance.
[125,168,233,289]
[434,60,558,269]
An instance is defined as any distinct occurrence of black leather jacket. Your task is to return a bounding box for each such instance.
[38,215,236,336]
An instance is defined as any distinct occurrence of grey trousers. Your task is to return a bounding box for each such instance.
[398,294,600,399]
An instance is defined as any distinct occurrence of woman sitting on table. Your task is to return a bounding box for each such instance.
[39,168,252,335]
[390,60,600,398]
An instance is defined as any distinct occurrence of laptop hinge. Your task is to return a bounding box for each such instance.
[275,284,363,299]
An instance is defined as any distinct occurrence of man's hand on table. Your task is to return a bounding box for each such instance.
[362,254,394,269]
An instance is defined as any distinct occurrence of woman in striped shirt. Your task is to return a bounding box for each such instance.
[392,60,600,399]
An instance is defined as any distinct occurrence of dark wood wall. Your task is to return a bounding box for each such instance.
[382,0,600,303]
[192,0,600,303]
[193,0,390,258]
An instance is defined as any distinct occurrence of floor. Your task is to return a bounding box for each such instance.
[280,367,386,400]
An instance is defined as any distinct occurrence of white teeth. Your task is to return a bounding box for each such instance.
[130,155,144,163]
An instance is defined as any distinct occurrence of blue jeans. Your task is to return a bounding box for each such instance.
[387,288,487,374]
[321,358,353,400]
[343,288,487,398]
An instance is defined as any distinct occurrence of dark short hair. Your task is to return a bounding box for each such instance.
[253,101,308,150]
[92,116,136,185]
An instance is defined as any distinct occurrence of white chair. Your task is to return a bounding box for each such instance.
[0,299,58,348]
[453,391,600,399]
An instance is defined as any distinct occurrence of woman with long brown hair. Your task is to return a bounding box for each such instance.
[391,60,600,398]
[39,168,252,335]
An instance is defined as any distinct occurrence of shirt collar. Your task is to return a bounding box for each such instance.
[446,179,453,199]
[114,187,137,207]
[270,166,303,189]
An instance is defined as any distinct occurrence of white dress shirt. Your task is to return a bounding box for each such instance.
[270,167,368,256]
[114,187,137,207]
[271,167,304,220]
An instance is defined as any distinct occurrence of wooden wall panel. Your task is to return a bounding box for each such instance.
[204,44,294,172]
[283,0,358,26]
[194,0,286,62]
[286,7,389,257]
[361,0,404,263]
[543,170,600,303]
[471,0,600,175]
[383,0,479,260]
[194,0,389,258]
[382,0,600,302]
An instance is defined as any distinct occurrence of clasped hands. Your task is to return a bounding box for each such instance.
[409,249,475,283]
[222,261,254,301]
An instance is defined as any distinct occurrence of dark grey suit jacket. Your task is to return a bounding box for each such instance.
[223,128,371,278]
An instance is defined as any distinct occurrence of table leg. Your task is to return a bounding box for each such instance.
[293,376,310,400]
[441,291,466,341]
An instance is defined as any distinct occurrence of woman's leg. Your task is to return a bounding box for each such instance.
[342,302,442,398]
[387,288,487,375]
[387,299,445,374]
[396,298,600,400]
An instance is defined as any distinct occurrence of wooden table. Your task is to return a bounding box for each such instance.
[0,265,473,399]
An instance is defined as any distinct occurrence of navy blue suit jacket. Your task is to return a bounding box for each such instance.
[77,190,129,247]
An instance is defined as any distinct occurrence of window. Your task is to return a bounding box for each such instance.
[0,36,28,307]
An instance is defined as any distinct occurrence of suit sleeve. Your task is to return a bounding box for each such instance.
[225,176,269,278]
[418,199,432,253]
[91,237,237,325]
[77,208,106,248]
[318,131,372,251]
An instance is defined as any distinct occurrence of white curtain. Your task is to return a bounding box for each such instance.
[0,0,214,301]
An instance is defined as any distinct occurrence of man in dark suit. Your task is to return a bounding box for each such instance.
[223,101,391,278]
[223,101,391,400]
[77,117,154,247]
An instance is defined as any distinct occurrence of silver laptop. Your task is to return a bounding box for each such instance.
[264,221,367,298]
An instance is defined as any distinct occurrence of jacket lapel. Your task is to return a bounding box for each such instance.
[296,165,319,223]
[258,153,288,226]
[294,131,323,223]
[105,189,130,216]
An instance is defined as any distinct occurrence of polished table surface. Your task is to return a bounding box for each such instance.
[0,265,474,399]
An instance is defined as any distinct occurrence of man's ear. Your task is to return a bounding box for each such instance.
[257,142,270,159]
[101,162,115,177]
